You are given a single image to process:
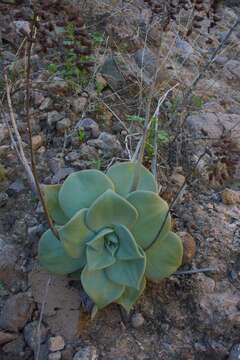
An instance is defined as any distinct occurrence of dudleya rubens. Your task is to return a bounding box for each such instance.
[38,162,183,312]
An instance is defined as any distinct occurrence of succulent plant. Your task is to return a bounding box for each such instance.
[38,162,183,312]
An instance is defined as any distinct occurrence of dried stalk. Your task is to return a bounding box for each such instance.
[3,74,36,193]
[25,14,59,239]
[145,149,208,251]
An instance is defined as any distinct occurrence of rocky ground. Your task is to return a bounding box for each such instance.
[0,0,240,359]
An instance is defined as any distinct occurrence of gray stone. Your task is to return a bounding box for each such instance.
[76,118,100,139]
[186,111,240,140]
[73,346,98,360]
[24,321,48,351]
[40,97,53,111]
[56,118,71,133]
[0,239,20,289]
[13,20,30,35]
[2,335,25,354]
[214,56,228,65]
[131,313,145,328]
[224,60,240,81]
[175,38,194,60]
[100,56,125,90]
[0,293,34,332]
[0,192,8,207]
[134,47,156,76]
[51,167,74,183]
[47,111,65,128]
[47,77,69,96]
[89,132,122,159]
[49,352,61,360]
[229,344,240,360]
[0,331,17,346]
[7,179,25,196]
[72,97,88,113]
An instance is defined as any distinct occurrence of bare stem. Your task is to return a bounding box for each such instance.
[3,74,36,193]
[25,14,59,239]
[145,150,208,251]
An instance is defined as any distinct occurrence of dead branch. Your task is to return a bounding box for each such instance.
[25,13,59,239]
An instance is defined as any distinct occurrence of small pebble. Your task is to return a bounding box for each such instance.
[48,335,65,352]
[228,343,240,360]
[32,135,43,151]
[0,192,8,207]
[222,189,240,205]
[48,351,61,360]
[131,313,145,328]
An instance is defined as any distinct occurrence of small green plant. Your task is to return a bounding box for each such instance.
[78,128,85,143]
[38,162,182,314]
[47,63,58,74]
[95,79,105,96]
[191,94,204,109]
[91,32,105,46]
[158,130,170,144]
[126,115,145,123]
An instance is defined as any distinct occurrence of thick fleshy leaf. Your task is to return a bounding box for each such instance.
[114,225,143,260]
[38,229,83,275]
[86,190,138,231]
[59,209,93,259]
[59,170,115,218]
[81,267,124,309]
[43,184,69,225]
[145,231,183,281]
[127,191,171,249]
[116,277,146,312]
[107,162,157,197]
[105,254,146,290]
[87,228,116,270]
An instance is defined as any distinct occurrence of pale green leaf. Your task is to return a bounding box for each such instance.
[87,228,116,270]
[116,277,146,312]
[38,229,83,275]
[127,191,171,249]
[105,253,146,290]
[114,225,143,260]
[43,184,69,225]
[59,170,115,218]
[145,231,183,281]
[59,209,93,259]
[86,189,138,231]
[81,267,124,309]
[106,161,157,197]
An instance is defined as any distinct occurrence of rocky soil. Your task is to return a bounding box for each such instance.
[0,0,240,359]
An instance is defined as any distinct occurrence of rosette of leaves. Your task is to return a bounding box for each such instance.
[38,162,183,312]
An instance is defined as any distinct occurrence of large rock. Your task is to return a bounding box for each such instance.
[186,111,240,141]
[0,293,34,332]
[73,346,98,360]
[198,276,240,333]
[76,118,100,139]
[23,320,48,351]
[224,60,240,81]
[0,238,24,290]
[100,56,125,90]
[29,266,81,341]
[88,132,122,159]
